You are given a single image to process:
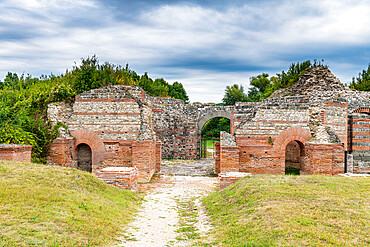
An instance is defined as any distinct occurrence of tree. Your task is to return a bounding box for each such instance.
[168,82,189,103]
[3,72,20,89]
[201,117,230,139]
[222,84,248,105]
[350,64,370,91]
[248,73,272,101]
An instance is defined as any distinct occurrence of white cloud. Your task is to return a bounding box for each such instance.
[0,0,369,102]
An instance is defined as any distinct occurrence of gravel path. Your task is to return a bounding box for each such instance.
[159,158,216,176]
[118,165,217,247]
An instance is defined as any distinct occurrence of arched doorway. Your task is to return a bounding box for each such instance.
[77,143,92,172]
[200,117,230,158]
[285,140,304,175]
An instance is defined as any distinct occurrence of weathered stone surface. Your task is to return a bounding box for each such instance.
[269,67,370,112]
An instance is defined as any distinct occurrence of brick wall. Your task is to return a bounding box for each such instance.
[348,112,370,173]
[47,139,75,168]
[304,143,344,175]
[215,142,220,173]
[0,145,32,163]
[68,86,143,141]
[220,146,239,172]
[132,140,156,183]
[96,167,138,191]
[155,141,162,172]
[47,86,159,185]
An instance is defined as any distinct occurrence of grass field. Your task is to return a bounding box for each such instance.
[205,139,219,148]
[203,175,370,247]
[0,161,140,246]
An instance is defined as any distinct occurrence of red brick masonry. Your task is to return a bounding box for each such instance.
[0,145,32,163]
[96,167,138,192]
[219,172,251,190]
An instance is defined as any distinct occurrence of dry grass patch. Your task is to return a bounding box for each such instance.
[0,161,140,246]
[203,175,370,246]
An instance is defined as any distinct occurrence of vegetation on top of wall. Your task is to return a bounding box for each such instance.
[222,60,327,105]
[0,56,189,163]
[350,64,370,91]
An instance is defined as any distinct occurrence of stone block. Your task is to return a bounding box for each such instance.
[96,166,138,192]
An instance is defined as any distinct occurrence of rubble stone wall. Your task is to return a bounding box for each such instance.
[152,97,199,159]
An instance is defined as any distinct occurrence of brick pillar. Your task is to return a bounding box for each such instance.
[96,167,138,192]
[0,145,33,163]
[155,141,162,172]
[215,142,220,173]
[220,146,240,172]
[132,141,156,182]
[47,139,75,168]
[304,143,344,175]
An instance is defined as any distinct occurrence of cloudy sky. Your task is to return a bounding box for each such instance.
[0,0,369,103]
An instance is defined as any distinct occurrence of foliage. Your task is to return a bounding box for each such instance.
[0,56,189,162]
[222,84,248,106]
[350,64,370,91]
[201,117,230,139]
[203,175,370,246]
[222,60,327,104]
[0,160,140,246]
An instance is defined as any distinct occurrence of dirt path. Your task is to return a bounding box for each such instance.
[118,173,217,247]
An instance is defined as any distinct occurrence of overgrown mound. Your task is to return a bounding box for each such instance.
[269,67,370,110]
[270,67,346,98]
[203,175,370,247]
[0,161,140,246]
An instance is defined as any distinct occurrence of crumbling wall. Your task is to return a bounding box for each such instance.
[47,85,160,183]
[0,144,32,163]
[225,95,347,175]
[234,97,311,174]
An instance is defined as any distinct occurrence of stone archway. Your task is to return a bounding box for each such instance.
[353,107,370,114]
[70,129,105,173]
[197,110,232,135]
[77,143,92,172]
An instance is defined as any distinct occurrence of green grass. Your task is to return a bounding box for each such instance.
[285,167,300,175]
[203,175,370,247]
[0,160,141,246]
[175,196,201,242]
[205,140,218,149]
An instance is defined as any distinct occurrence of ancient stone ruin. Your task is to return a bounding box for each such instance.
[45,67,369,189]
[216,67,370,188]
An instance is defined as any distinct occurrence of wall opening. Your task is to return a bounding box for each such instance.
[285,140,304,175]
[77,143,92,172]
[201,117,230,158]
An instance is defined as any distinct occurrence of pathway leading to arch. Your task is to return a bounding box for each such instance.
[118,159,217,247]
